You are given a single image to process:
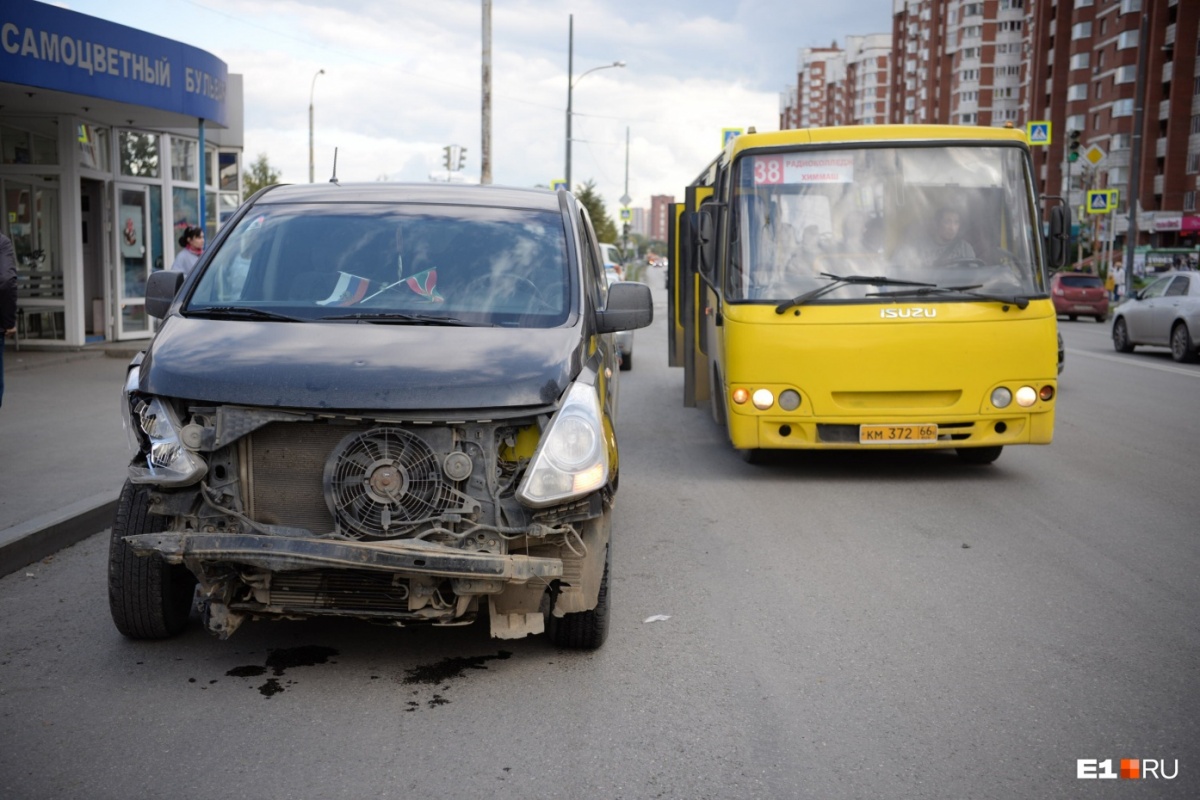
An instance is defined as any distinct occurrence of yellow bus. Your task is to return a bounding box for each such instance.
[667,125,1068,464]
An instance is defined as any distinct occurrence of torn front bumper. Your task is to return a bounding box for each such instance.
[123,532,563,583]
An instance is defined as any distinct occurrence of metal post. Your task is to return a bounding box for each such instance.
[622,126,630,255]
[1122,11,1149,299]
[481,0,492,184]
[309,69,325,183]
[198,118,206,233]
[565,15,573,191]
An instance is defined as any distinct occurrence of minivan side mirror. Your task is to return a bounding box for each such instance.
[146,270,184,318]
[597,281,653,333]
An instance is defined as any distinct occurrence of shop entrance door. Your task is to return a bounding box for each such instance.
[114,184,153,339]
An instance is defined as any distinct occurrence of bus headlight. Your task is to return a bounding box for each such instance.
[752,389,774,410]
[990,387,1013,408]
[779,389,802,411]
[516,382,609,508]
[1015,386,1038,407]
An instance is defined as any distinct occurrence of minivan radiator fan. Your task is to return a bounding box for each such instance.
[323,427,450,539]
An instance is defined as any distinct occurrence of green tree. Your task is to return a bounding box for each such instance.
[243,153,282,196]
[574,179,618,243]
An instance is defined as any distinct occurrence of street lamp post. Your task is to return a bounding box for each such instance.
[564,14,624,191]
[309,69,325,183]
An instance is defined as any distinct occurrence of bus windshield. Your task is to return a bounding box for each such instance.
[726,145,1042,302]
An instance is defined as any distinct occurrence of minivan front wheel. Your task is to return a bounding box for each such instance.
[108,480,196,639]
[546,543,610,650]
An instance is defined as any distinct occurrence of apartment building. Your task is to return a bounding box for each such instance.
[1029,0,1199,246]
[780,38,891,129]
[649,194,676,243]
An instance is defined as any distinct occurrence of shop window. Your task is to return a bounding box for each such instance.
[171,137,198,182]
[120,131,160,178]
[172,186,199,257]
[219,152,240,192]
[2,121,59,165]
[78,124,110,171]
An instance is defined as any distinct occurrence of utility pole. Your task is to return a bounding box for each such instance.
[1122,10,1149,300]
[481,0,492,184]
[622,126,630,256]
[565,14,573,191]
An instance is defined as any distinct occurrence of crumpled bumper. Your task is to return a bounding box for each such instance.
[123,532,563,583]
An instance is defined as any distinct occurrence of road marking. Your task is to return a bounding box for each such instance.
[1065,347,1200,378]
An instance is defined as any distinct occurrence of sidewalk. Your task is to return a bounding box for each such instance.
[1,341,144,576]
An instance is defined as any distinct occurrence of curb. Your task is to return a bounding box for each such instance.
[0,491,117,577]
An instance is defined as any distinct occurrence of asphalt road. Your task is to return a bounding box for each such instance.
[2,277,1197,799]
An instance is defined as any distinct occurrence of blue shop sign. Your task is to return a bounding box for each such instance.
[1,0,228,126]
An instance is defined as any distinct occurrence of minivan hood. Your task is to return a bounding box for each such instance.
[139,317,582,411]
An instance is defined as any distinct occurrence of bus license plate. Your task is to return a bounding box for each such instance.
[859,424,938,444]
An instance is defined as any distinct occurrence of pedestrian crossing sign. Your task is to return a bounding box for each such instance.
[1026,121,1051,146]
[1086,189,1117,214]
[551,179,567,192]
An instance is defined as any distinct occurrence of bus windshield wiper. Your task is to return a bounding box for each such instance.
[775,273,936,314]
[187,306,307,322]
[320,312,478,326]
[866,284,1031,310]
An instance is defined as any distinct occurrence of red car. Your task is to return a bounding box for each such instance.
[1050,271,1109,322]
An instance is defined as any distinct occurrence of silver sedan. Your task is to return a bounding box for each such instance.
[1112,271,1200,363]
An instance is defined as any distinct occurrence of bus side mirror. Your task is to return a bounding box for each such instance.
[697,208,717,284]
[1047,205,1068,269]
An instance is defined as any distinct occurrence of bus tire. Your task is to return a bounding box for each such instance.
[956,446,1002,465]
[739,447,764,465]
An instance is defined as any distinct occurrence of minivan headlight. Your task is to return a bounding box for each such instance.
[516,382,609,508]
[127,396,207,487]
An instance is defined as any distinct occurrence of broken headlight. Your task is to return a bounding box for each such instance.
[126,393,207,487]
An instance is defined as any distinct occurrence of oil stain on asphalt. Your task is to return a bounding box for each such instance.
[224,645,340,698]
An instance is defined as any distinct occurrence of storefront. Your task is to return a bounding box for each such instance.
[1,0,242,346]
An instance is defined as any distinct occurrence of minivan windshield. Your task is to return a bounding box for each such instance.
[189,204,572,327]
[726,145,1043,303]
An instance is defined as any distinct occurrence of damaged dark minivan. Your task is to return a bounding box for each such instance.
[108,183,652,650]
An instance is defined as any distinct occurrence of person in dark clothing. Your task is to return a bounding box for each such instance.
[1,231,18,408]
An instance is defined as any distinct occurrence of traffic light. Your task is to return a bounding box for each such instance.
[442,145,452,170]
[457,147,467,170]
[1068,130,1081,163]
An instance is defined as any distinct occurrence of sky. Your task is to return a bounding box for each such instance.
[59,0,893,215]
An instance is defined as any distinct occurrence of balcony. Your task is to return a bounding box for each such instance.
[1160,99,1171,120]
[1106,149,1130,169]
[1156,137,1167,158]
[1165,23,1175,47]
[1154,174,1164,195]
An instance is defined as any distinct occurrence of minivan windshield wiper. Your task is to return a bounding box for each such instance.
[867,284,1032,310]
[187,306,307,322]
[319,311,479,326]
[775,273,936,314]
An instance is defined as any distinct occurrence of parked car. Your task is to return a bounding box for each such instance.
[1111,270,1200,363]
[605,266,634,370]
[1050,270,1109,322]
[109,183,653,650]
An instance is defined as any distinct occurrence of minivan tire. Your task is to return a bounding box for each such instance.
[108,480,196,639]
